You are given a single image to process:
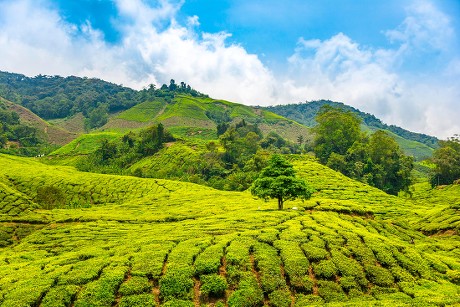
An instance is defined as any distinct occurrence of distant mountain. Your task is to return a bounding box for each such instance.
[266,100,438,160]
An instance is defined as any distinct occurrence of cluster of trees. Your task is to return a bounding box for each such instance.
[313,106,413,195]
[77,124,175,173]
[430,135,460,186]
[267,100,438,149]
[0,72,142,120]
[0,106,40,150]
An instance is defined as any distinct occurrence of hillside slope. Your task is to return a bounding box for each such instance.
[103,94,311,143]
[0,154,459,306]
[267,100,437,160]
[0,96,75,145]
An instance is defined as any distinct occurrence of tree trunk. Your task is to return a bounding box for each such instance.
[278,197,283,210]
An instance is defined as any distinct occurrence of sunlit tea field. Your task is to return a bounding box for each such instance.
[0,154,459,306]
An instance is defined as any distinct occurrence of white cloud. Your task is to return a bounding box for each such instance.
[0,0,458,138]
[281,1,460,138]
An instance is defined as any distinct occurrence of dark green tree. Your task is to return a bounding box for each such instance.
[251,155,313,210]
[314,106,362,164]
[85,104,109,130]
[430,136,460,186]
[364,130,413,195]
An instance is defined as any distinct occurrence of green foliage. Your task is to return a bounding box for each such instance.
[41,285,79,307]
[76,123,174,173]
[268,289,292,307]
[0,154,460,306]
[317,280,347,302]
[118,276,151,295]
[159,269,195,301]
[119,294,156,307]
[0,71,144,119]
[227,274,264,307]
[430,136,460,186]
[35,185,65,209]
[85,103,109,130]
[253,242,286,293]
[200,274,228,298]
[266,100,438,149]
[251,154,313,209]
[0,100,41,152]
[313,106,414,195]
[314,105,362,163]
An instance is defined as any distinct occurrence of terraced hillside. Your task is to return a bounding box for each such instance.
[1,154,459,306]
[103,95,311,143]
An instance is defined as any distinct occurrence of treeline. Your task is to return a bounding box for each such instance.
[0,71,206,127]
[430,135,460,186]
[267,100,438,149]
[313,106,413,195]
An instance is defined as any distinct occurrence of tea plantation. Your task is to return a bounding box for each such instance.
[0,154,459,306]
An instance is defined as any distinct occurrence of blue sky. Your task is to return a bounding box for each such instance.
[0,0,459,138]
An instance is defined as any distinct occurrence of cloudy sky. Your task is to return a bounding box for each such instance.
[0,0,459,138]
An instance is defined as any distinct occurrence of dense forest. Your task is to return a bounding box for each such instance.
[0,71,205,124]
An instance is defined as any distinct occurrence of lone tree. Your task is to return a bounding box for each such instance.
[251,155,313,210]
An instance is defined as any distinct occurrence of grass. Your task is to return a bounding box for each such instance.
[117,100,166,122]
[0,153,459,306]
[49,132,121,156]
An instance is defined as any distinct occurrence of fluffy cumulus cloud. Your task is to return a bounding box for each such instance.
[283,1,460,138]
[0,0,458,138]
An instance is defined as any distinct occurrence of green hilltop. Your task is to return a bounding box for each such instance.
[0,154,459,306]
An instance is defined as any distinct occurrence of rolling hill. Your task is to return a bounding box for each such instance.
[266,100,438,160]
[1,71,437,162]
[0,153,459,306]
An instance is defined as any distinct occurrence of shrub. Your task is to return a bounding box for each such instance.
[294,294,324,306]
[364,264,394,287]
[228,273,264,307]
[195,244,224,275]
[119,294,156,307]
[317,280,347,302]
[227,288,264,307]
[447,270,460,284]
[162,298,194,307]
[253,242,286,293]
[41,285,79,307]
[118,276,151,296]
[159,269,194,301]
[36,185,65,209]
[313,259,338,279]
[200,274,228,298]
[302,244,328,261]
[268,289,292,307]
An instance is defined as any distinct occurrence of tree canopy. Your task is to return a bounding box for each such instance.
[314,105,362,164]
[313,106,413,195]
[430,135,460,186]
[251,155,313,210]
